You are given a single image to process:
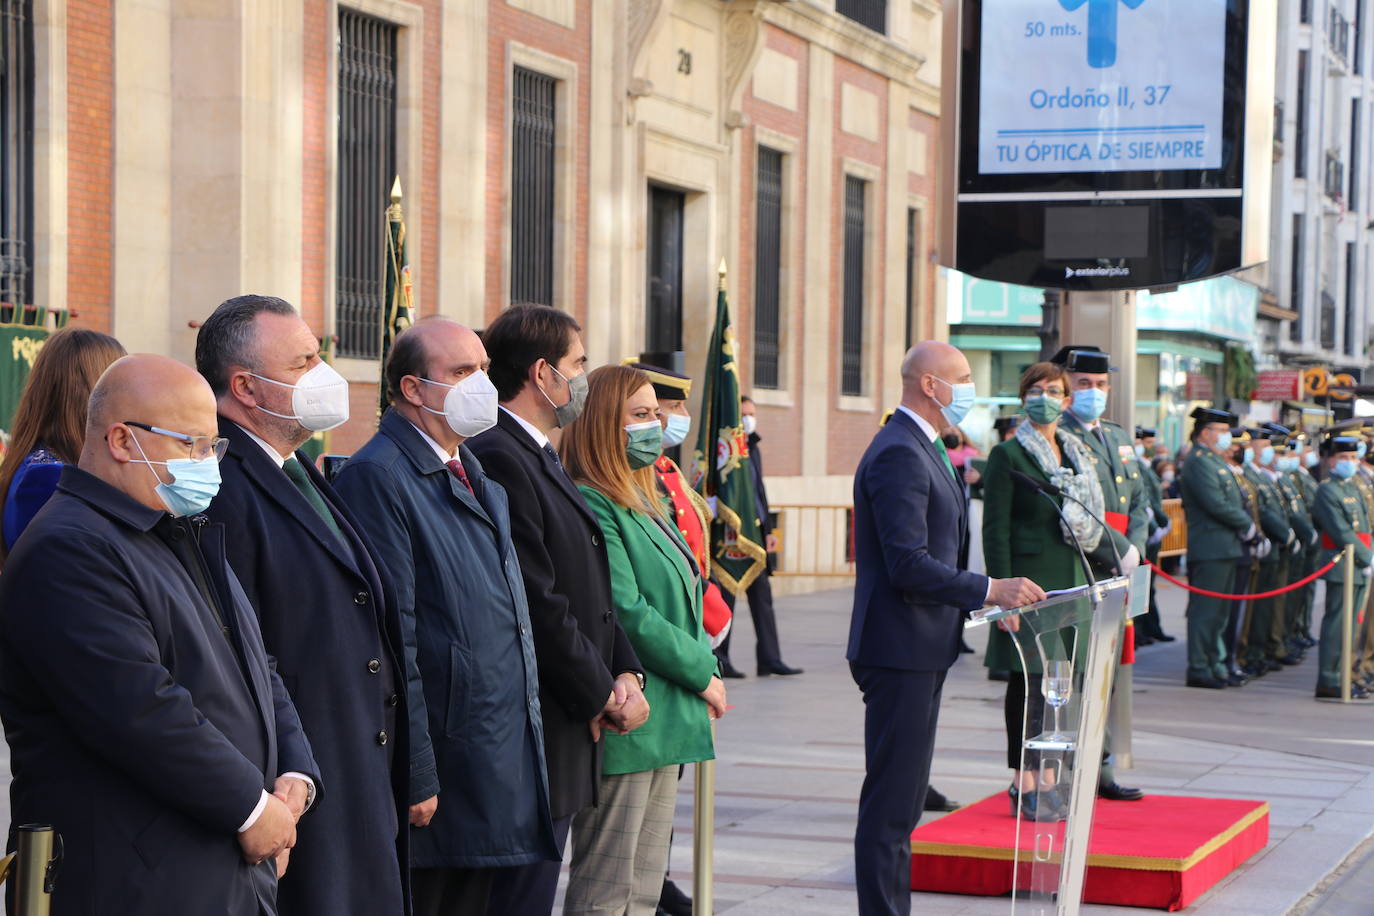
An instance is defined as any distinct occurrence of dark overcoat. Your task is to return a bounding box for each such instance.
[205,420,410,916]
[467,410,643,820]
[0,467,319,916]
[333,410,557,867]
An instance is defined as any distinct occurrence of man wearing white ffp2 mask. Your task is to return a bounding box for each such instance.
[194,294,412,916]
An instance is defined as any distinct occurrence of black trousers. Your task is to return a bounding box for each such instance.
[484,815,572,916]
[851,664,946,916]
[411,867,494,916]
[716,573,783,668]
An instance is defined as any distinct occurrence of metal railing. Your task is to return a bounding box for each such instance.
[772,504,855,578]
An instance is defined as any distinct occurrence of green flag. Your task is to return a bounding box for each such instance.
[380,176,413,416]
[691,270,766,595]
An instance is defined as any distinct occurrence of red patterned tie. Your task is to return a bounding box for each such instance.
[446,459,474,496]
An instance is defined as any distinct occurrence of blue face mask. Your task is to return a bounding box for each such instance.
[1215,431,1233,452]
[933,377,977,427]
[660,413,692,448]
[1259,446,1275,467]
[1241,448,1254,466]
[130,433,222,517]
[1359,442,1369,460]
[1134,444,1146,458]
[1278,455,1299,473]
[624,420,664,470]
[1070,388,1107,422]
[1332,459,1359,480]
[1305,450,1320,468]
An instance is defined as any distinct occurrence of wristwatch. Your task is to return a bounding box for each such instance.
[620,670,646,691]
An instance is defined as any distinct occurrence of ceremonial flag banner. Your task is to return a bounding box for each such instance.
[380,176,413,415]
[691,265,766,595]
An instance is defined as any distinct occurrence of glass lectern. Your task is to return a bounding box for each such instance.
[965,566,1150,916]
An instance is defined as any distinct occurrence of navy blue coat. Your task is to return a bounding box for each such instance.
[0,467,319,916]
[333,410,557,868]
[847,409,990,671]
[205,420,410,916]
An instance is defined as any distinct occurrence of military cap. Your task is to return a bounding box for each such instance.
[1049,345,1113,374]
[1261,422,1292,438]
[993,416,1020,434]
[1190,406,1237,425]
[1134,427,1157,439]
[1230,427,1251,444]
[1246,427,1272,441]
[620,358,692,400]
[1321,436,1361,456]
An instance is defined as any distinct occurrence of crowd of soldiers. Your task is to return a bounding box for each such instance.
[1176,408,1374,700]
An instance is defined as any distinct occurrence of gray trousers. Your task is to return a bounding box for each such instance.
[564,765,679,916]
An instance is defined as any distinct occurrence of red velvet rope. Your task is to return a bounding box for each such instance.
[1145,558,1340,600]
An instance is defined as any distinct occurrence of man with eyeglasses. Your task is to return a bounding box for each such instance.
[0,354,319,915]
[197,295,414,916]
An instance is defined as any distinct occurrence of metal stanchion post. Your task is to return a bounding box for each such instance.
[14,825,57,916]
[1342,544,1356,704]
[693,724,716,916]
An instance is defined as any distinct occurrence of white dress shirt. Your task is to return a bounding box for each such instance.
[500,405,550,449]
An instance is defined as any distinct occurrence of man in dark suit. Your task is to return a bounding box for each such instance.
[334,319,557,914]
[715,395,802,678]
[467,304,647,915]
[196,295,413,916]
[848,341,1044,916]
[0,355,318,916]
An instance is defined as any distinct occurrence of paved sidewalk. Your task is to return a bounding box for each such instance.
[636,577,1374,915]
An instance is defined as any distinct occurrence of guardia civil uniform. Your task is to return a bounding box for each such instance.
[1239,429,1295,673]
[1350,444,1374,684]
[1286,444,1322,645]
[1135,428,1172,642]
[1263,426,1314,666]
[1179,409,1253,686]
[1312,437,1374,697]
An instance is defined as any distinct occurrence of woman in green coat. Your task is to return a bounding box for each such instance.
[982,362,1116,820]
[559,365,727,916]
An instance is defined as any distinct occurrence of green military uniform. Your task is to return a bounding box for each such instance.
[1058,412,1149,572]
[1270,462,1315,662]
[1312,463,1374,691]
[1136,449,1171,640]
[1288,464,1322,643]
[1351,460,1374,682]
[1241,461,1293,670]
[1179,441,1253,683]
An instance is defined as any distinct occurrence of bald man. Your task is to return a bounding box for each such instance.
[333,320,559,916]
[848,342,1044,916]
[0,355,319,916]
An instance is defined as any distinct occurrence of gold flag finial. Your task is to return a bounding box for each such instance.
[718,258,728,292]
[390,176,403,205]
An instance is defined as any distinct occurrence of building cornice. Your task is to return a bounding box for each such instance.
[765,1,928,89]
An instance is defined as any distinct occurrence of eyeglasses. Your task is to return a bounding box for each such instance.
[1026,387,1066,398]
[123,421,229,462]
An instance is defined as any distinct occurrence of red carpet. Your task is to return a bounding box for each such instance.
[910,794,1269,911]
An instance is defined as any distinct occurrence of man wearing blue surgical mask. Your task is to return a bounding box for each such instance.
[848,340,1045,916]
[197,295,413,916]
[1313,437,1374,699]
[1047,346,1147,802]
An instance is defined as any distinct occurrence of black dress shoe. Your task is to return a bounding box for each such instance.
[1275,654,1303,666]
[1316,684,1373,699]
[959,639,976,654]
[758,662,803,676]
[658,878,692,916]
[988,669,1010,682]
[1098,781,1145,801]
[1186,675,1227,689]
[1135,633,1155,647]
[1299,635,1318,648]
[1226,672,1249,687]
[719,661,746,679]
[1153,632,1177,642]
[924,787,960,812]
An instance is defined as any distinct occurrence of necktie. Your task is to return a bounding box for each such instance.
[447,459,475,496]
[543,443,570,478]
[933,437,958,480]
[282,457,344,539]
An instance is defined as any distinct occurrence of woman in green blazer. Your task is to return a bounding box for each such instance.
[560,365,726,916]
[982,362,1117,820]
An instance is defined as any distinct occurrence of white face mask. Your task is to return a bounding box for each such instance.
[249,361,350,432]
[742,414,757,436]
[419,371,499,438]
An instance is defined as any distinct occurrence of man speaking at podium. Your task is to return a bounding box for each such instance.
[848,341,1045,916]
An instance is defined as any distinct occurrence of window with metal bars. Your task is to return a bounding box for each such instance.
[836,0,886,34]
[753,147,783,390]
[0,0,33,309]
[904,207,919,350]
[841,176,867,397]
[511,68,556,306]
[1289,215,1303,342]
[1345,242,1358,356]
[1295,51,1309,179]
[335,9,397,359]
